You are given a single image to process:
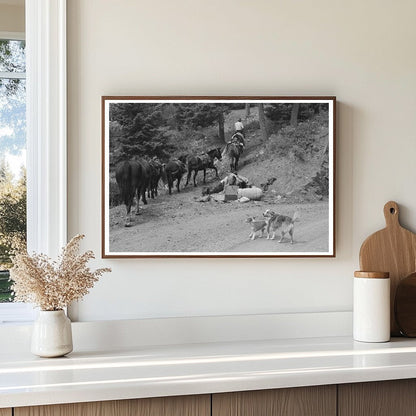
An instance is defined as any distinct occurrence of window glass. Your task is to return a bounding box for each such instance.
[0,39,25,72]
[0,39,26,303]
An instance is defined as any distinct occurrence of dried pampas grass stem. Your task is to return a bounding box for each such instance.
[10,234,111,311]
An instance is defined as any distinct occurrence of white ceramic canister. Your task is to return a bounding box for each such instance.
[353,271,390,342]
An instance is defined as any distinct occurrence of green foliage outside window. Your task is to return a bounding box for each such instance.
[0,39,27,302]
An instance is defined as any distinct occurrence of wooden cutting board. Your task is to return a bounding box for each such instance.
[395,272,416,337]
[359,201,416,336]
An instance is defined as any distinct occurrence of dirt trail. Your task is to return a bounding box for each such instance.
[109,185,329,253]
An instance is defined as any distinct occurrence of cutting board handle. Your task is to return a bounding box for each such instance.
[384,201,400,228]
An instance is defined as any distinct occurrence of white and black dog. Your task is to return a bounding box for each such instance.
[262,209,299,243]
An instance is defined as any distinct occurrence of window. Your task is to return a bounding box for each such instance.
[0,32,34,322]
[0,33,32,323]
[0,1,67,324]
[0,36,26,301]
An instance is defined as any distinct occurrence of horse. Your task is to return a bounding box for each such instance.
[223,140,243,172]
[147,158,163,199]
[178,154,188,164]
[185,147,222,187]
[162,159,187,195]
[137,159,152,203]
[115,160,149,227]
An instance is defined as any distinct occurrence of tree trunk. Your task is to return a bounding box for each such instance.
[258,103,268,141]
[290,103,300,127]
[245,103,250,118]
[218,111,225,143]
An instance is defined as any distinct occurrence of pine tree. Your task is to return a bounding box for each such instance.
[0,162,26,269]
[173,104,230,141]
[258,103,269,141]
[110,103,175,163]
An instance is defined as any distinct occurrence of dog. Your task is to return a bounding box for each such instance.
[263,209,299,243]
[245,217,267,240]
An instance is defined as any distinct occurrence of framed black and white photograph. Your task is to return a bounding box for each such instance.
[102,96,335,258]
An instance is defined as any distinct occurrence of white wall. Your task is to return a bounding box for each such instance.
[67,0,416,322]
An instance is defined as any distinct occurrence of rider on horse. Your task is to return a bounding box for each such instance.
[229,118,245,152]
[235,118,244,135]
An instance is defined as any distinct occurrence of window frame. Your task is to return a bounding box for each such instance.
[0,0,67,323]
[26,0,67,257]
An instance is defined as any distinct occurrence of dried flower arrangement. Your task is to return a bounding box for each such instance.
[10,234,111,311]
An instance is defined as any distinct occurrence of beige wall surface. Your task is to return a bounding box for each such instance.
[67,0,416,321]
[0,4,24,33]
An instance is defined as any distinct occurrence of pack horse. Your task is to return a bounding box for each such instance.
[185,147,222,187]
[162,159,187,195]
[115,160,150,227]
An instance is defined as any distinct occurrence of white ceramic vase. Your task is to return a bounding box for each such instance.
[31,310,73,357]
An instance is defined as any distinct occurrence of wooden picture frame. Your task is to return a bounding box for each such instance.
[102,96,336,258]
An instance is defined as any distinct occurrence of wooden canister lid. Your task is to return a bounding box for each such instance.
[354,271,390,279]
